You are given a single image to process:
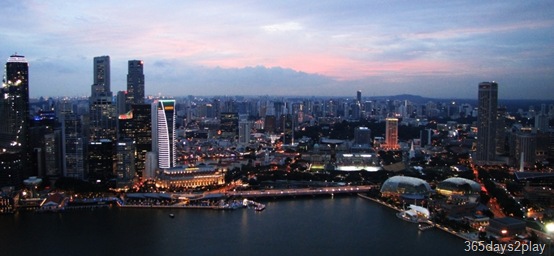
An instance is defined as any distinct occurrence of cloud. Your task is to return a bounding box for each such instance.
[262,22,303,32]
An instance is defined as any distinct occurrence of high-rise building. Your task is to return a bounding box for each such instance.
[0,54,30,186]
[116,90,127,116]
[115,138,135,185]
[515,132,536,169]
[354,127,372,146]
[476,82,498,164]
[118,104,152,176]
[92,56,110,94]
[89,56,116,141]
[220,112,239,138]
[126,60,145,106]
[385,118,399,150]
[62,113,85,180]
[88,139,114,182]
[1,54,30,152]
[152,100,176,169]
[238,120,252,144]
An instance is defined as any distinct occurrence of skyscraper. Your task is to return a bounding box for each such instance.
[152,100,176,169]
[385,118,399,150]
[126,60,145,106]
[118,104,152,176]
[476,81,498,164]
[0,54,30,186]
[62,113,85,180]
[92,56,110,94]
[1,54,30,152]
[89,56,116,141]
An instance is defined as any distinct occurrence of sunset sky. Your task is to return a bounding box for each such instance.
[1,1,553,99]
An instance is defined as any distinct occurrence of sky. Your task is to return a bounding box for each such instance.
[1,0,553,100]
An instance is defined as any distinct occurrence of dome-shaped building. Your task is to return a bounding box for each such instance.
[436,177,481,197]
[380,176,432,200]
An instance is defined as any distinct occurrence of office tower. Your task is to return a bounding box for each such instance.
[89,56,116,141]
[62,113,85,180]
[420,129,432,147]
[92,56,110,93]
[0,54,30,151]
[496,107,508,155]
[152,100,176,169]
[88,139,114,182]
[118,104,152,176]
[354,127,372,146]
[44,131,62,177]
[115,138,135,184]
[534,113,548,132]
[238,120,252,144]
[357,90,362,103]
[220,112,239,138]
[476,82,498,164]
[515,132,536,169]
[0,54,30,186]
[385,118,399,150]
[126,60,145,106]
[144,152,157,180]
[116,90,127,115]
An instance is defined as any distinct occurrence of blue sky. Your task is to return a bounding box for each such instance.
[1,0,553,99]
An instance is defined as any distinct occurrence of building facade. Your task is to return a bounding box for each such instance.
[126,60,145,107]
[152,100,176,169]
[476,81,498,164]
[0,54,30,186]
[385,118,399,150]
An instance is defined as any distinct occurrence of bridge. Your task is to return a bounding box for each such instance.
[222,185,377,199]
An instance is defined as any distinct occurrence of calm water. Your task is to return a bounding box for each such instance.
[1,196,493,256]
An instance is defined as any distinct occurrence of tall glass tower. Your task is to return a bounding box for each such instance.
[126,60,145,106]
[476,81,498,164]
[89,56,116,141]
[152,100,176,169]
[1,54,29,152]
[0,54,30,186]
[385,118,399,150]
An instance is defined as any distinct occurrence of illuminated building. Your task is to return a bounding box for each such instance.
[385,118,399,150]
[436,177,481,197]
[62,113,85,180]
[380,176,432,200]
[88,139,114,182]
[126,60,144,106]
[118,104,152,176]
[152,100,176,169]
[115,138,135,185]
[238,120,252,144]
[220,112,238,138]
[354,127,371,146]
[89,56,116,141]
[0,54,30,186]
[156,165,226,189]
[476,81,498,164]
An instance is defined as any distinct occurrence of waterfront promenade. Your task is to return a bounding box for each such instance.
[356,193,480,242]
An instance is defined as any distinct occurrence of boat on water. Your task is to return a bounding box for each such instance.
[418,222,434,231]
[254,205,266,211]
[169,213,175,218]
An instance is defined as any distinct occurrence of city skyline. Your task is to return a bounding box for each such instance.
[1,1,553,99]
